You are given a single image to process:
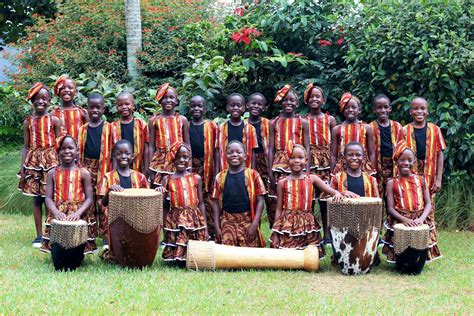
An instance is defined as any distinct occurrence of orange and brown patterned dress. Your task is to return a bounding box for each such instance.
[216,121,258,170]
[271,115,304,173]
[50,106,87,141]
[307,113,332,189]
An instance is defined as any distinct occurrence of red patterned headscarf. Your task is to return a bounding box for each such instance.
[155,83,178,102]
[26,82,47,101]
[303,82,324,104]
[393,140,413,161]
[285,140,306,160]
[274,84,291,103]
[167,141,191,162]
[54,75,72,96]
[339,92,353,112]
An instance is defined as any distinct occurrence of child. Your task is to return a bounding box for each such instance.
[111,92,149,173]
[98,140,149,255]
[41,135,97,254]
[19,83,61,247]
[382,142,441,262]
[51,75,88,141]
[156,142,208,262]
[369,94,403,195]
[216,93,258,172]
[148,83,189,185]
[330,142,379,198]
[270,142,347,257]
[330,92,376,176]
[267,84,310,228]
[78,93,118,241]
[189,95,219,237]
[401,97,445,221]
[303,83,337,243]
[212,141,266,247]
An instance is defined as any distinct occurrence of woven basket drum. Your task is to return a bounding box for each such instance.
[50,219,88,271]
[328,197,383,275]
[393,223,430,275]
[109,189,163,268]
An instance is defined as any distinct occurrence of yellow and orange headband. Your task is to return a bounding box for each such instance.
[167,141,191,162]
[303,82,325,104]
[26,82,48,101]
[155,83,178,102]
[339,92,361,112]
[54,75,74,96]
[274,84,292,103]
[392,140,414,161]
[285,140,306,160]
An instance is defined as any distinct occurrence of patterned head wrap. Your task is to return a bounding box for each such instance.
[54,75,74,96]
[155,83,178,102]
[55,135,77,152]
[285,140,306,160]
[167,141,191,162]
[393,140,413,161]
[26,82,48,101]
[274,84,291,103]
[303,82,325,104]
[339,92,361,112]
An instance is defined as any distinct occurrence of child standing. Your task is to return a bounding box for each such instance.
[382,142,441,262]
[369,94,403,195]
[98,140,149,254]
[156,142,208,262]
[78,93,118,241]
[267,84,310,228]
[330,92,376,176]
[270,142,346,257]
[303,83,337,243]
[189,95,219,237]
[148,83,189,185]
[51,75,88,141]
[212,141,266,247]
[216,93,258,172]
[401,97,445,222]
[111,92,149,173]
[41,135,97,254]
[19,83,61,247]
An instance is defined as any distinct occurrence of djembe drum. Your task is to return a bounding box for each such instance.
[186,241,319,272]
[50,219,88,271]
[108,189,163,268]
[328,197,383,275]
[393,223,430,275]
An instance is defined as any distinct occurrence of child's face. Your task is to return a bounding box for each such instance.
[160,89,178,112]
[114,143,134,168]
[289,146,307,172]
[343,99,361,121]
[174,146,191,171]
[247,95,266,117]
[226,142,246,167]
[344,144,364,171]
[373,98,391,121]
[396,149,415,176]
[308,88,324,110]
[87,99,104,121]
[32,88,51,114]
[59,137,78,164]
[409,98,428,124]
[189,97,205,120]
[281,92,298,114]
[59,79,76,103]
[116,95,135,119]
[226,96,245,119]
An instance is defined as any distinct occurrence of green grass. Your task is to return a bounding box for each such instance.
[0,212,473,314]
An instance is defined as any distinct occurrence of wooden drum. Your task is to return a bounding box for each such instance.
[50,219,88,271]
[109,188,163,268]
[328,197,383,275]
[186,241,319,272]
[393,223,430,275]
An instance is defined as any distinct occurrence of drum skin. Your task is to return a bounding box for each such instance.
[109,217,161,268]
[51,243,86,271]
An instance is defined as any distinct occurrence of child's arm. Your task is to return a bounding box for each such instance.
[330,126,339,172]
[67,169,93,221]
[147,117,156,177]
[181,116,190,147]
[82,108,89,123]
[270,178,284,247]
[212,199,222,243]
[267,120,276,189]
[365,124,376,169]
[301,118,311,172]
[196,175,209,239]
[52,116,61,138]
[251,148,256,169]
[329,115,337,131]
[45,169,66,220]
[248,194,264,241]
[432,150,444,193]
[415,178,432,226]
[311,175,343,201]
[20,119,29,179]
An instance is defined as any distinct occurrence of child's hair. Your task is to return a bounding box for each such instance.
[248,92,267,105]
[343,141,364,156]
[114,139,133,152]
[289,144,306,157]
[57,135,77,152]
[116,91,134,101]
[411,96,428,106]
[226,140,246,153]
[372,93,390,106]
[227,93,245,105]
[88,93,104,103]
[285,88,299,101]
[190,95,206,105]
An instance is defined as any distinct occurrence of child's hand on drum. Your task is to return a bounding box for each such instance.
[413,217,425,226]
[154,186,167,193]
[332,191,344,202]
[110,185,124,192]
[66,212,82,221]
[53,211,67,221]
[403,218,416,227]
[342,190,359,198]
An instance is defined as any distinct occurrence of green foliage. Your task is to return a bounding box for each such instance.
[0,84,28,145]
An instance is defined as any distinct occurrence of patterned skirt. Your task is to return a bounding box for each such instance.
[375,156,394,197]
[309,144,330,171]
[382,209,441,263]
[41,201,98,254]
[191,157,215,237]
[162,206,207,261]
[272,150,290,173]
[271,209,325,257]
[220,211,265,247]
[255,152,269,183]
[80,157,100,193]
[18,147,58,197]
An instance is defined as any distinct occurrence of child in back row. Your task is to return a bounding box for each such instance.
[19,83,61,247]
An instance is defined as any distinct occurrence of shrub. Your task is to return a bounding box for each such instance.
[0,84,28,146]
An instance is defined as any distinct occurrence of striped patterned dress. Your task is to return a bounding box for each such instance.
[272,115,304,172]
[111,118,149,172]
[216,121,258,170]
[51,106,87,141]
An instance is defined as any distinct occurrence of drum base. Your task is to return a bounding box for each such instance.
[395,247,428,275]
[51,243,86,271]
[109,217,160,269]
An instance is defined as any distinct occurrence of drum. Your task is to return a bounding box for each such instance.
[328,197,383,275]
[186,240,319,272]
[109,188,163,268]
[393,223,430,275]
[50,219,88,271]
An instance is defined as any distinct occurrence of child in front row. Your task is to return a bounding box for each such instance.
[270,142,349,258]
[98,140,149,255]
[19,83,61,247]
[382,142,441,262]
[156,142,208,263]
[212,141,266,247]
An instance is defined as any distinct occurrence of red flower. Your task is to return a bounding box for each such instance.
[233,7,245,16]
[319,39,332,47]
[231,27,262,46]
[336,38,344,46]
[288,52,303,57]
[168,26,177,31]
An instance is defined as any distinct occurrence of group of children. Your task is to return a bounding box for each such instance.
[18,76,445,267]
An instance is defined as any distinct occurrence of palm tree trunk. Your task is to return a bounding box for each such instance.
[125,0,142,80]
